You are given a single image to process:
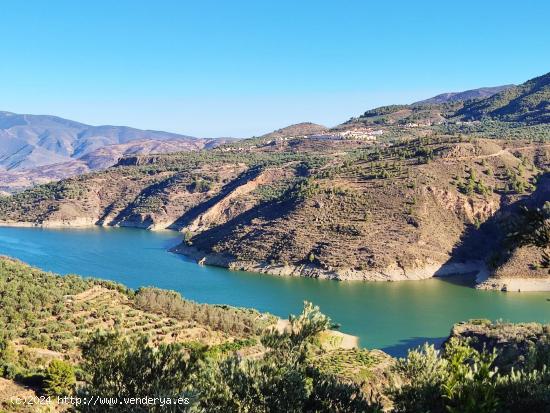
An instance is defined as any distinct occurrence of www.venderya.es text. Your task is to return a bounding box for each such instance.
[11,395,190,407]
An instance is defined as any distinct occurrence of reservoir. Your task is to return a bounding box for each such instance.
[1,225,549,356]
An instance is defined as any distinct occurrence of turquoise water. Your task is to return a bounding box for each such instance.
[1,225,549,356]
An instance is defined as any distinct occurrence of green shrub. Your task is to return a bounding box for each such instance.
[43,359,76,397]
[390,336,550,413]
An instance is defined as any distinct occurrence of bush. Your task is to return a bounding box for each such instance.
[390,336,550,413]
[43,359,76,397]
[133,287,271,336]
[79,331,199,412]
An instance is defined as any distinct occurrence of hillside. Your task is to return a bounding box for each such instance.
[343,103,451,128]
[1,127,549,287]
[1,71,549,289]
[0,256,273,409]
[0,256,268,349]
[414,85,514,105]
[1,257,550,412]
[181,137,549,284]
[343,72,549,129]
[456,72,550,124]
[259,122,328,139]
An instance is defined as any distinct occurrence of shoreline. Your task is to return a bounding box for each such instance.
[0,219,98,228]
[2,220,547,292]
[0,219,174,231]
[172,244,487,283]
[476,277,550,292]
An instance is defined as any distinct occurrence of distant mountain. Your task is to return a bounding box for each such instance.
[0,111,211,171]
[455,72,550,123]
[414,85,514,105]
[79,137,227,170]
[0,138,236,193]
[0,111,230,192]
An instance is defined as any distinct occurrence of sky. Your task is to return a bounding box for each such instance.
[1,0,549,137]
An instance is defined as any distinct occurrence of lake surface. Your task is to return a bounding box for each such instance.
[1,225,549,356]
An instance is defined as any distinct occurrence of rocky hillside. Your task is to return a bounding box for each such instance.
[1,72,548,287]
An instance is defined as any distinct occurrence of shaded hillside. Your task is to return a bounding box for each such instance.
[475,174,550,291]
[414,85,514,105]
[456,72,550,124]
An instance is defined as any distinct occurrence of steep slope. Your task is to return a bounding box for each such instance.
[183,138,547,281]
[456,72,550,124]
[414,85,514,105]
[475,173,550,291]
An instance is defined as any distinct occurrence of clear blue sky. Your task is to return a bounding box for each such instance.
[1,0,548,137]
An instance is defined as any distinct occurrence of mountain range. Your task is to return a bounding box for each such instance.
[0,112,231,192]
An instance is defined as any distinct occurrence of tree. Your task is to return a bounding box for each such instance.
[0,335,18,378]
[391,339,499,413]
[44,359,76,397]
[79,332,201,412]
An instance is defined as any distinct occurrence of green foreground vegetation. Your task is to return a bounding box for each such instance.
[1,258,550,412]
